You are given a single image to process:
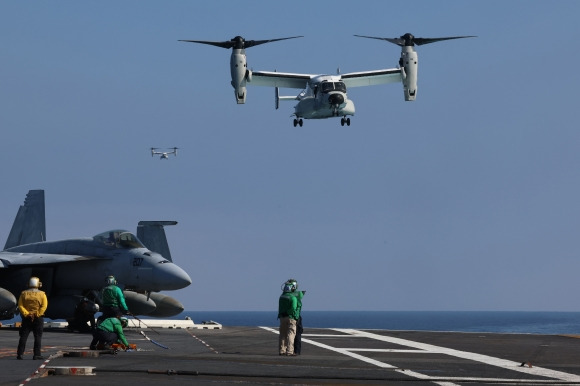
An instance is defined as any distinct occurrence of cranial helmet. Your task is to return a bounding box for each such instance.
[28,277,41,288]
[106,275,117,286]
[119,316,128,328]
[281,279,298,292]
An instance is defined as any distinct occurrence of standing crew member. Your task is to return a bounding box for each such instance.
[278,280,299,356]
[287,279,305,355]
[90,316,131,350]
[16,277,48,360]
[100,275,129,319]
[67,298,99,332]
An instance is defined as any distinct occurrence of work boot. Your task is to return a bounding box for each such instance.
[16,355,23,360]
[33,355,44,360]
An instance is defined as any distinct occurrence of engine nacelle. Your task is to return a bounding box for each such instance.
[400,46,418,101]
[230,50,248,104]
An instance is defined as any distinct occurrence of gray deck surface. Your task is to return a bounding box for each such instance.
[2,325,580,385]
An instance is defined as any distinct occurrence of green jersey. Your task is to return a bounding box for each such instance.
[278,292,299,320]
[97,317,129,346]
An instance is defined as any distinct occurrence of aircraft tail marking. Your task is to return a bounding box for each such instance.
[137,221,177,262]
[4,190,46,250]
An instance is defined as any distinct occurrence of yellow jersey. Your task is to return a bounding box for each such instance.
[18,289,48,318]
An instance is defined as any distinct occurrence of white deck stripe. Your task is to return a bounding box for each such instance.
[334,329,580,383]
[261,326,580,384]
[260,326,397,368]
[260,326,457,385]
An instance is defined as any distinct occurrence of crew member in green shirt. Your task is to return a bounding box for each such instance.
[90,316,130,350]
[278,279,300,355]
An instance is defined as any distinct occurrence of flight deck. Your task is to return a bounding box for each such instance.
[1,323,580,385]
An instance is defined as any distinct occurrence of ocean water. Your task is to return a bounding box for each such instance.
[4,311,579,335]
[181,311,580,335]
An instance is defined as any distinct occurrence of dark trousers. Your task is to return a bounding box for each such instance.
[17,316,44,357]
[90,329,118,349]
[295,316,303,354]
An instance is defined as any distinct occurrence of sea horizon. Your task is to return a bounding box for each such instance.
[180,310,580,335]
[3,310,579,335]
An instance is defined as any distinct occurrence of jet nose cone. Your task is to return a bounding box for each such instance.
[155,263,192,290]
[328,93,345,105]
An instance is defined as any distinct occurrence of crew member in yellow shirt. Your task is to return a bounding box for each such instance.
[16,277,48,360]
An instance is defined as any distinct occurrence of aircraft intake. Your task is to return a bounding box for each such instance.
[0,288,17,319]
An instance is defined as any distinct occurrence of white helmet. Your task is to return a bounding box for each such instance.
[106,275,117,286]
[28,277,41,288]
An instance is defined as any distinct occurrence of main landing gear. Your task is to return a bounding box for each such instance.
[341,117,351,126]
[293,118,303,127]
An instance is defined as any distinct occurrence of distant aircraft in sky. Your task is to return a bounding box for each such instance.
[151,147,178,159]
[0,190,192,320]
[180,33,475,126]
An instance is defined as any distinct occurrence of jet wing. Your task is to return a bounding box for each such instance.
[0,252,102,268]
[249,71,314,89]
[341,68,402,88]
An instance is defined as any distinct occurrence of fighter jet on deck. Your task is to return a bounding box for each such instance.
[0,190,192,320]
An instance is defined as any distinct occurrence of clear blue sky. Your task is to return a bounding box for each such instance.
[1,1,579,312]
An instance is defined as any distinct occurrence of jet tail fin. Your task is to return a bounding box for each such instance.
[137,221,177,262]
[4,190,46,250]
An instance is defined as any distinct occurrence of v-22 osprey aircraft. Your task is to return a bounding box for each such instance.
[151,147,178,160]
[0,190,192,320]
[180,33,475,126]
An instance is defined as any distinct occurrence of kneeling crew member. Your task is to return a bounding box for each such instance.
[90,316,130,350]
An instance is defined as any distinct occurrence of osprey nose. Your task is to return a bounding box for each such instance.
[328,93,344,105]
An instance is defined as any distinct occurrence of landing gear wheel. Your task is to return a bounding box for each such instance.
[346,117,351,126]
[298,119,303,127]
[341,117,345,126]
[293,119,298,127]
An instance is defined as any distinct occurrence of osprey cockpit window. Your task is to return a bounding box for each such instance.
[93,230,145,249]
[320,81,346,93]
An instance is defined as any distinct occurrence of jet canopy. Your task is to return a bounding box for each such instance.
[93,230,145,249]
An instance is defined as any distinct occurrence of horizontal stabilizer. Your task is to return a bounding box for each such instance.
[137,221,177,262]
[4,190,46,250]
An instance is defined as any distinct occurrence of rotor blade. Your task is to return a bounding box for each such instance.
[179,36,303,50]
[354,34,476,47]
[354,35,404,46]
[178,39,234,49]
[244,36,303,48]
[413,36,477,46]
